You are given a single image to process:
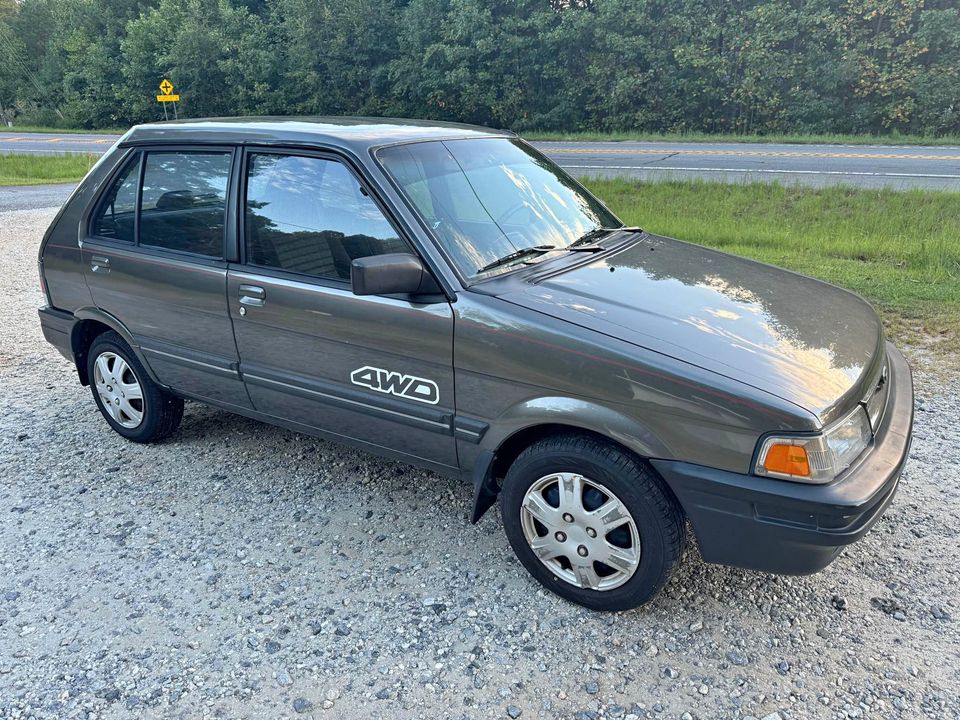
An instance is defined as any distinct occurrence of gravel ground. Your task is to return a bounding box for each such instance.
[0,185,75,213]
[2,207,959,720]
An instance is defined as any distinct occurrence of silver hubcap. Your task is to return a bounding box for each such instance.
[93,351,144,429]
[520,472,641,591]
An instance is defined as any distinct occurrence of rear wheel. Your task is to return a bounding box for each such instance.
[500,433,685,611]
[86,331,183,443]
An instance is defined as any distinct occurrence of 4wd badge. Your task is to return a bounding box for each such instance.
[350,366,439,405]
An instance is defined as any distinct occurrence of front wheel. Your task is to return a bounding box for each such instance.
[500,433,685,611]
[87,331,184,443]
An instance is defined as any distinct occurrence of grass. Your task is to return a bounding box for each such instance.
[4,125,124,135]
[529,130,960,146]
[0,153,98,186]
[586,178,960,351]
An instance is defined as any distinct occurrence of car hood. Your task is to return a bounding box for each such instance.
[500,234,884,423]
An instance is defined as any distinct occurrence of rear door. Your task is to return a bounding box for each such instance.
[81,146,251,409]
[227,148,457,471]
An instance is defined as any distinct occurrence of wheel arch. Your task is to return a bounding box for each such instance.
[469,397,673,523]
[71,308,161,387]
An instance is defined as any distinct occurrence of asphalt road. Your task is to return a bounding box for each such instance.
[0,131,116,154]
[3,131,960,192]
[540,140,960,190]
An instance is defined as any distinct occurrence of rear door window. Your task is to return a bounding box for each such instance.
[91,153,140,243]
[139,151,232,258]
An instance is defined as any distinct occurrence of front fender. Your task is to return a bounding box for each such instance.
[467,396,672,523]
[481,395,671,459]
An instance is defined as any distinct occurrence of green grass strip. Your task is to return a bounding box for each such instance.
[0,153,98,186]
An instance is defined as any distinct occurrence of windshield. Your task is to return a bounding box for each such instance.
[377,138,621,279]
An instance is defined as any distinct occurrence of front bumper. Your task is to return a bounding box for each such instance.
[652,342,914,575]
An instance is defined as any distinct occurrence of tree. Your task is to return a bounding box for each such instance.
[121,0,273,122]
[1,0,959,135]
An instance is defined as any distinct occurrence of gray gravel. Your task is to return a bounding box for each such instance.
[2,207,959,720]
[0,184,75,213]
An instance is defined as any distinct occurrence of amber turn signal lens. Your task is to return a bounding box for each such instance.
[763,443,811,477]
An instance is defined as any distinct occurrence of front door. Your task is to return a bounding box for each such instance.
[81,147,251,409]
[227,149,457,471]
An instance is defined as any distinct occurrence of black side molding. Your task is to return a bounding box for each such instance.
[454,417,489,444]
[242,362,453,435]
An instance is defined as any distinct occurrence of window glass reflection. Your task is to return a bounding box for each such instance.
[139,152,231,257]
[245,154,405,280]
[379,138,620,278]
[92,155,140,243]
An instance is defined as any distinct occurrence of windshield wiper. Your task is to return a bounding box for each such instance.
[476,226,643,273]
[476,245,556,274]
[570,225,643,248]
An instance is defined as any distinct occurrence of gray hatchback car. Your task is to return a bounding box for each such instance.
[38,117,914,610]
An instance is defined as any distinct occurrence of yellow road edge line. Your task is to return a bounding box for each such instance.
[0,137,112,145]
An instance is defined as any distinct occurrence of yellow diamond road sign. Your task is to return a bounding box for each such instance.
[157,79,179,102]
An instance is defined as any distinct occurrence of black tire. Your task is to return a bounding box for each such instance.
[500,432,685,611]
[86,331,184,443]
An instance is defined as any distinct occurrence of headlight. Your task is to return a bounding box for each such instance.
[755,406,872,484]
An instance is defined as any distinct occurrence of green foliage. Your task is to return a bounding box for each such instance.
[1,0,959,135]
[120,0,274,120]
[271,0,402,116]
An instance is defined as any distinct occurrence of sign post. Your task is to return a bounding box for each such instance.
[156,79,180,120]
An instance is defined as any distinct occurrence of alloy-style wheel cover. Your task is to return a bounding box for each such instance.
[93,351,144,429]
[520,472,641,591]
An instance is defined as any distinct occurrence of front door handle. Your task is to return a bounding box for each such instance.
[90,255,110,273]
[238,284,266,307]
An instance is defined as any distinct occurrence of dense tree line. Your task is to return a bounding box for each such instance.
[1,0,959,135]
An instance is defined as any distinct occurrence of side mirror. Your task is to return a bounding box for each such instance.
[350,253,441,297]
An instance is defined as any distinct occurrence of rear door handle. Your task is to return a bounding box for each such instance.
[90,255,110,273]
[238,284,266,307]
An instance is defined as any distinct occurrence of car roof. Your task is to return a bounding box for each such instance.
[121,116,515,154]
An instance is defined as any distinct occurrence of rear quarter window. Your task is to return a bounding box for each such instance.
[90,153,140,243]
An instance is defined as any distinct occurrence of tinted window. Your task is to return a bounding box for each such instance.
[91,154,140,242]
[245,153,406,280]
[378,138,621,279]
[139,152,231,257]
